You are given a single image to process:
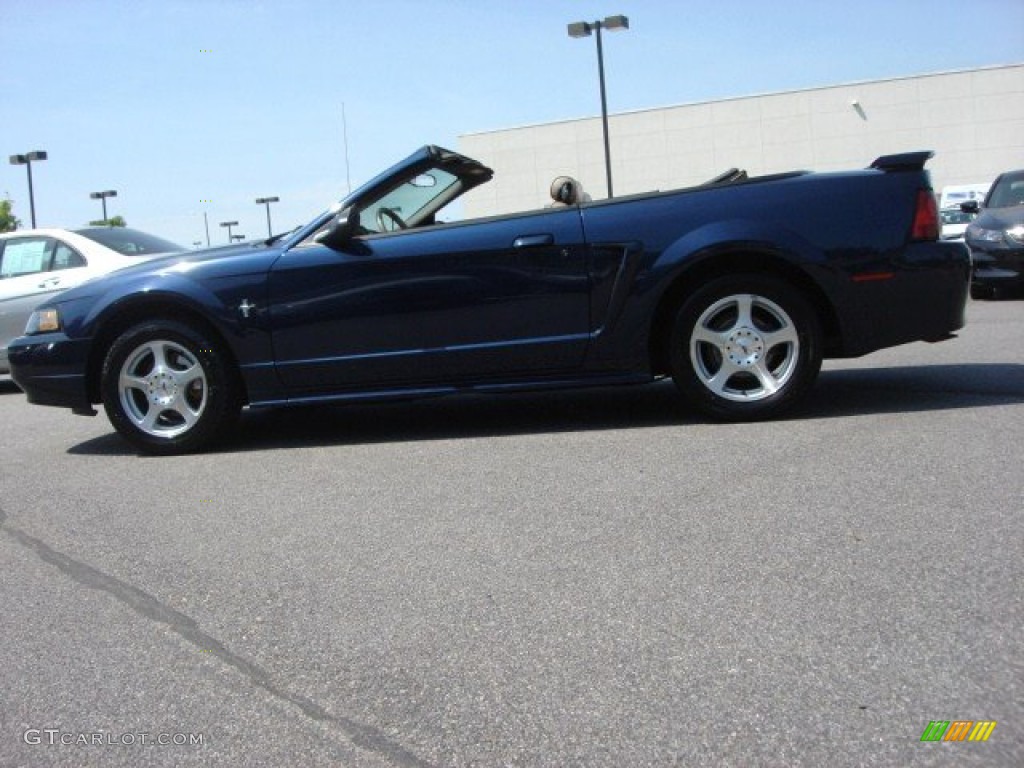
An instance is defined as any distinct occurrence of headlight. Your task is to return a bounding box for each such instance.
[1006,226,1024,245]
[25,308,61,335]
[966,226,1004,243]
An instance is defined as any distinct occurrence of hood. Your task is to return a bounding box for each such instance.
[47,241,285,305]
[973,206,1024,231]
[111,239,290,281]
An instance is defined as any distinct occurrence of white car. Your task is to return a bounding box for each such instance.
[939,207,977,241]
[0,227,182,373]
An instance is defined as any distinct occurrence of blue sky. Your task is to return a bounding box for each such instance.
[2,0,1022,246]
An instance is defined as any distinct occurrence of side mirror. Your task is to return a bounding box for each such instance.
[314,208,360,248]
[960,200,980,214]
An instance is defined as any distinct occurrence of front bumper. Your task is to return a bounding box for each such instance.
[8,333,94,412]
[967,244,1024,291]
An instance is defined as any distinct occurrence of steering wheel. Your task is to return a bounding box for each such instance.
[376,207,408,232]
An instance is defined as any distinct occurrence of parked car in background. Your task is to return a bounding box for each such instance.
[962,169,1024,299]
[8,146,968,454]
[939,183,989,211]
[940,206,976,240]
[0,228,183,373]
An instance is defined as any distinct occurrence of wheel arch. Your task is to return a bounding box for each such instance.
[648,249,842,375]
[85,296,248,405]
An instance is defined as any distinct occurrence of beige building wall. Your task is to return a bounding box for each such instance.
[458,64,1024,217]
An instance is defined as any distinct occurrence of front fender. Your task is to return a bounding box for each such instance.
[77,270,279,404]
[82,272,244,336]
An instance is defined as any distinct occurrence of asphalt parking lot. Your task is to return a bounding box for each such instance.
[1,299,1021,767]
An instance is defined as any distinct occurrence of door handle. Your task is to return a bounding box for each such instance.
[38,276,62,289]
[512,234,554,249]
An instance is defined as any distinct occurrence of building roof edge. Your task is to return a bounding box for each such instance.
[459,62,1024,138]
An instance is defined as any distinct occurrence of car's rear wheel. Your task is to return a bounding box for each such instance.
[101,320,240,454]
[669,274,822,420]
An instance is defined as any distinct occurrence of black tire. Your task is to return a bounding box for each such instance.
[101,320,240,454]
[668,274,823,421]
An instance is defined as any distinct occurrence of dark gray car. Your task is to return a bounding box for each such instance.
[963,169,1024,299]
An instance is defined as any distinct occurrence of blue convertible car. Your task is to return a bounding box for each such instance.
[9,146,969,454]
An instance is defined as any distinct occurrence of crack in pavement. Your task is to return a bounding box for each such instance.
[0,507,435,768]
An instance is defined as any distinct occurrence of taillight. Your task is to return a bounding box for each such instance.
[911,189,939,241]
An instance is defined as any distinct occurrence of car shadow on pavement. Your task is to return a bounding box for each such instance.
[806,362,1024,417]
[66,362,1024,456]
[0,379,22,395]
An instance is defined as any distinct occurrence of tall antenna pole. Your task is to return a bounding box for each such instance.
[342,102,352,195]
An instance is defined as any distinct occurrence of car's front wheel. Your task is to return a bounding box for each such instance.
[669,274,823,420]
[101,320,240,454]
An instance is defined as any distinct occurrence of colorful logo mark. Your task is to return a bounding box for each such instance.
[920,720,997,742]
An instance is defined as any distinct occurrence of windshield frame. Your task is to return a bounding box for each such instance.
[286,145,494,249]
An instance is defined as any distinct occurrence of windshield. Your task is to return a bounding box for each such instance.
[986,171,1024,209]
[360,169,462,234]
[940,209,975,225]
[74,227,184,255]
[295,146,493,248]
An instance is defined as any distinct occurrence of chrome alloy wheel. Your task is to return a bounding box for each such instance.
[117,340,208,438]
[689,293,800,402]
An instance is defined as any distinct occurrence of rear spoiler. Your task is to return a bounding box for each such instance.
[869,151,934,172]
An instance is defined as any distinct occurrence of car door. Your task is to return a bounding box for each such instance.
[0,236,87,354]
[268,207,591,394]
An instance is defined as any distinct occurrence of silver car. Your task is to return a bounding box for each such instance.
[0,227,182,373]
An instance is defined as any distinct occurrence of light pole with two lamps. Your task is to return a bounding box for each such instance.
[567,15,629,199]
[220,220,239,243]
[8,150,48,228]
[89,190,117,223]
[255,196,279,237]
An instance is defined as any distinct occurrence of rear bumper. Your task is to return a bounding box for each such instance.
[833,240,970,357]
[8,333,93,411]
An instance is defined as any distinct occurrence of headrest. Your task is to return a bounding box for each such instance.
[550,176,585,206]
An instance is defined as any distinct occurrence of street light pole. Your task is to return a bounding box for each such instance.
[8,150,48,228]
[89,190,117,223]
[594,23,612,197]
[255,196,279,237]
[220,220,239,243]
[568,15,629,199]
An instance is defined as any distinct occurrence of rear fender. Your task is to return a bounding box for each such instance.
[651,218,824,275]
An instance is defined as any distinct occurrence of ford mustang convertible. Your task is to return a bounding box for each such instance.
[9,146,969,454]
